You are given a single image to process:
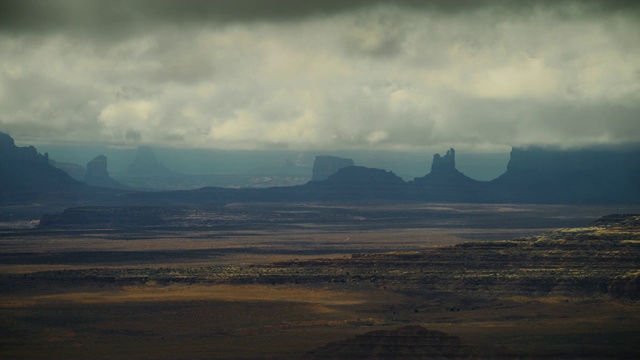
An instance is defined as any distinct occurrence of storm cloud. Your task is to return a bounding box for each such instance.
[1,0,639,152]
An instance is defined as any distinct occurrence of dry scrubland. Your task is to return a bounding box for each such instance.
[1,203,639,359]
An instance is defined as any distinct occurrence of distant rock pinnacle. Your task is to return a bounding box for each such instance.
[84,155,127,189]
[431,148,456,173]
[412,148,477,190]
[85,155,109,180]
[120,146,181,178]
[133,145,159,166]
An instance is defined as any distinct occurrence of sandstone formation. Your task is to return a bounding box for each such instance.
[0,132,80,192]
[84,155,127,189]
[608,271,640,300]
[413,148,477,186]
[311,155,355,181]
[432,147,456,172]
[304,166,407,201]
[3,133,640,204]
[409,148,483,202]
[85,155,109,180]
[324,166,404,185]
[490,145,640,203]
[120,146,181,178]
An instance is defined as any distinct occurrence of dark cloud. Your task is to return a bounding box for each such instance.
[2,0,638,36]
[1,0,639,151]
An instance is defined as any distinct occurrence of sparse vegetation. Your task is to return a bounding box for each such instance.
[1,206,639,359]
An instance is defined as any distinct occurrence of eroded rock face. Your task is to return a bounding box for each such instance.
[324,166,404,185]
[0,132,80,191]
[307,166,407,200]
[490,146,640,203]
[312,156,355,181]
[134,145,159,165]
[431,148,456,174]
[608,272,640,300]
[412,148,478,189]
[84,155,126,189]
[85,155,109,180]
[0,131,16,149]
[120,146,180,178]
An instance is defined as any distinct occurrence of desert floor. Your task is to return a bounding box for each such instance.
[1,202,639,359]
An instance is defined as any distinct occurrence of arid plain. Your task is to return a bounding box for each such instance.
[1,203,639,359]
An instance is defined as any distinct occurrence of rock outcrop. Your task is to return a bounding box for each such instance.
[410,148,484,202]
[4,134,640,205]
[608,271,640,300]
[311,155,355,181]
[432,147,456,173]
[324,166,404,186]
[86,155,109,180]
[119,146,182,178]
[490,145,640,203]
[305,166,407,200]
[0,132,81,192]
[413,148,477,186]
[84,155,127,189]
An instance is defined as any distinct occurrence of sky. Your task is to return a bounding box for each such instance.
[1,0,639,155]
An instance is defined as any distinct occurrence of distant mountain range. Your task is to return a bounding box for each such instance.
[1,132,639,204]
[46,145,310,191]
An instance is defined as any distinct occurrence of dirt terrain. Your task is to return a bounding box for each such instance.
[0,203,639,359]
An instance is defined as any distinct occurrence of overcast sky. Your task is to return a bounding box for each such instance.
[1,0,639,153]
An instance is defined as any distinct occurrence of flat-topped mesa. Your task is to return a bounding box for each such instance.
[311,155,355,181]
[490,145,640,203]
[431,148,456,174]
[324,166,404,185]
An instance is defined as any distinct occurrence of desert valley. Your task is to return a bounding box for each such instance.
[2,131,639,359]
[2,2,640,358]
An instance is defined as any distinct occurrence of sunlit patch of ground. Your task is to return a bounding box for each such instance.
[0,283,404,307]
[0,283,406,359]
[1,204,639,359]
[2,283,639,359]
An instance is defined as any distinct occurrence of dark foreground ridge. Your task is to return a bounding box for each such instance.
[303,325,511,359]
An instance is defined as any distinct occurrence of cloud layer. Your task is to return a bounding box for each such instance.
[1,0,639,151]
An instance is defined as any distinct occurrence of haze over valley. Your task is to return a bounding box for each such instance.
[1,1,640,359]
